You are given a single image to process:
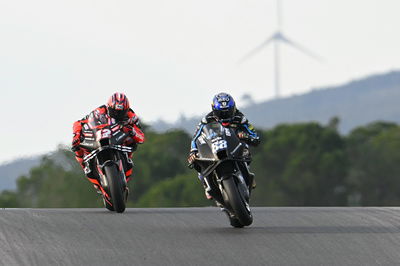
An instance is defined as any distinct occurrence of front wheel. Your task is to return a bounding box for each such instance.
[229,216,244,228]
[222,177,253,226]
[104,165,126,213]
[103,197,114,212]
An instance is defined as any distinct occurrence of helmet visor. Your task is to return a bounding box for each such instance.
[108,108,128,121]
[213,108,235,121]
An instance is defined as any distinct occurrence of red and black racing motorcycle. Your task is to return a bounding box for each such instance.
[79,112,135,213]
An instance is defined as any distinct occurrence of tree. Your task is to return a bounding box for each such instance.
[135,173,209,207]
[0,190,18,208]
[251,123,348,206]
[346,122,400,206]
[16,154,100,208]
[128,129,192,203]
[4,121,400,208]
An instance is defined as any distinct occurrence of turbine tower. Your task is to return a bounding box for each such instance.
[239,0,322,98]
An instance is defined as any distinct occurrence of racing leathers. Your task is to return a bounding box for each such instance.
[72,105,145,185]
[189,110,260,197]
[190,110,260,154]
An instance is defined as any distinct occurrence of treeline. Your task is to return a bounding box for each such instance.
[1,120,400,208]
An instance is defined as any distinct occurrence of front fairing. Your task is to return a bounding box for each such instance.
[196,122,245,161]
[195,122,247,177]
[80,111,130,151]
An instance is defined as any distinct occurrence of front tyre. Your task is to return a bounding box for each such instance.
[229,216,244,228]
[104,165,126,213]
[103,197,115,212]
[222,177,253,226]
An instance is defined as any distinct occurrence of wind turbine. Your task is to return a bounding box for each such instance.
[239,0,322,98]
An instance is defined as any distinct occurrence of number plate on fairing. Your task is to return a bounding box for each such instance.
[211,139,228,153]
[96,129,112,141]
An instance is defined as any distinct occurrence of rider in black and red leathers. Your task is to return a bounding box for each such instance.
[188,92,260,199]
[71,92,145,190]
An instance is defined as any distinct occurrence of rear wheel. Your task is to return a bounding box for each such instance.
[222,177,253,226]
[104,165,126,213]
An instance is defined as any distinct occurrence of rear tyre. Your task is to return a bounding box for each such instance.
[222,177,253,226]
[104,165,126,213]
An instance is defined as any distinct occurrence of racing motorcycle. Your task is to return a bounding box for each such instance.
[79,112,135,213]
[191,121,254,228]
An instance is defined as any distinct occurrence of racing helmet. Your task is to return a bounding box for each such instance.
[211,92,236,121]
[107,92,130,121]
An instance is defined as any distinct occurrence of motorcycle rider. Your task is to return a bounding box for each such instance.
[71,92,145,192]
[188,92,260,199]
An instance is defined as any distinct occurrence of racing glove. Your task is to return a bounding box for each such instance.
[237,131,249,140]
[123,117,139,127]
[238,132,260,146]
[187,152,198,165]
[248,136,261,146]
[123,125,137,137]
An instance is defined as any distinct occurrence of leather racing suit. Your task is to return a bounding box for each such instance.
[189,110,260,190]
[190,110,260,154]
[72,105,145,185]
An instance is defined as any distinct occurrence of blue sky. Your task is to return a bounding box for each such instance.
[1,0,400,163]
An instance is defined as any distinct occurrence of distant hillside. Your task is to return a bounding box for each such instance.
[0,149,73,191]
[151,70,400,133]
[2,71,400,191]
[0,157,41,190]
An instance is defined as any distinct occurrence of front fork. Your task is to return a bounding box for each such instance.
[217,167,250,208]
[96,159,128,201]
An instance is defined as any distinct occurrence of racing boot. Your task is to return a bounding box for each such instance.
[103,197,114,211]
[124,156,134,182]
[215,201,225,211]
[124,187,130,203]
[93,184,102,195]
[243,160,256,189]
[249,172,256,189]
[198,173,213,200]
[204,183,213,200]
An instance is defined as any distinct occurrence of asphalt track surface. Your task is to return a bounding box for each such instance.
[1,207,400,266]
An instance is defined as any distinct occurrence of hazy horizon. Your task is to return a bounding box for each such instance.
[1,0,400,162]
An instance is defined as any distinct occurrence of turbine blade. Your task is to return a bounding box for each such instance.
[238,36,274,64]
[279,34,323,62]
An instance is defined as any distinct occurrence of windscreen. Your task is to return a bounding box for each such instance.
[202,121,225,139]
[88,111,112,131]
